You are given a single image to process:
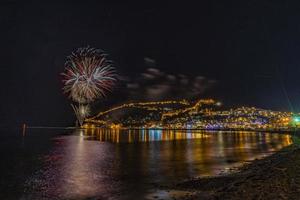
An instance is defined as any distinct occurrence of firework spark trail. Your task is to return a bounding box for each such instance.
[71,104,91,126]
[62,47,117,104]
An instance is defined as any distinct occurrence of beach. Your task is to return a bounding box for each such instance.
[169,142,300,199]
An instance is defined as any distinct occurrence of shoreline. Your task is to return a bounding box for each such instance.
[164,144,300,199]
[82,125,300,133]
[20,125,300,133]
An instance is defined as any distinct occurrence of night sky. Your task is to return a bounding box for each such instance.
[1,1,300,127]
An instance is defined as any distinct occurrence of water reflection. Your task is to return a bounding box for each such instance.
[25,129,292,200]
[83,128,210,143]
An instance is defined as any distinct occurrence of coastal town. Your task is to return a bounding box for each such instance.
[85,99,300,131]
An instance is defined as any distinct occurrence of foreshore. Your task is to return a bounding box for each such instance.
[83,125,299,133]
[166,142,300,200]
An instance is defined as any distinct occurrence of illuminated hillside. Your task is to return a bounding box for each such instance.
[85,99,217,126]
[84,99,300,130]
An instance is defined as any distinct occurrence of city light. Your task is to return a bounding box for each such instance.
[293,117,300,123]
[85,99,297,131]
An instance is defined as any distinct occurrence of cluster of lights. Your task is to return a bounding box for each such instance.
[161,99,217,120]
[83,99,298,131]
[88,99,190,120]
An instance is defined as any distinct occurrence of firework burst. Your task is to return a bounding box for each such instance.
[62,47,117,104]
[62,47,117,126]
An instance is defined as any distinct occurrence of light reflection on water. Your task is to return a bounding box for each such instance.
[84,128,210,143]
[25,129,292,200]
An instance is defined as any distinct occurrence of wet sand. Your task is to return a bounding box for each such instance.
[166,144,300,200]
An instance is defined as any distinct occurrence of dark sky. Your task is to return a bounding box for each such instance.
[1,1,300,126]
